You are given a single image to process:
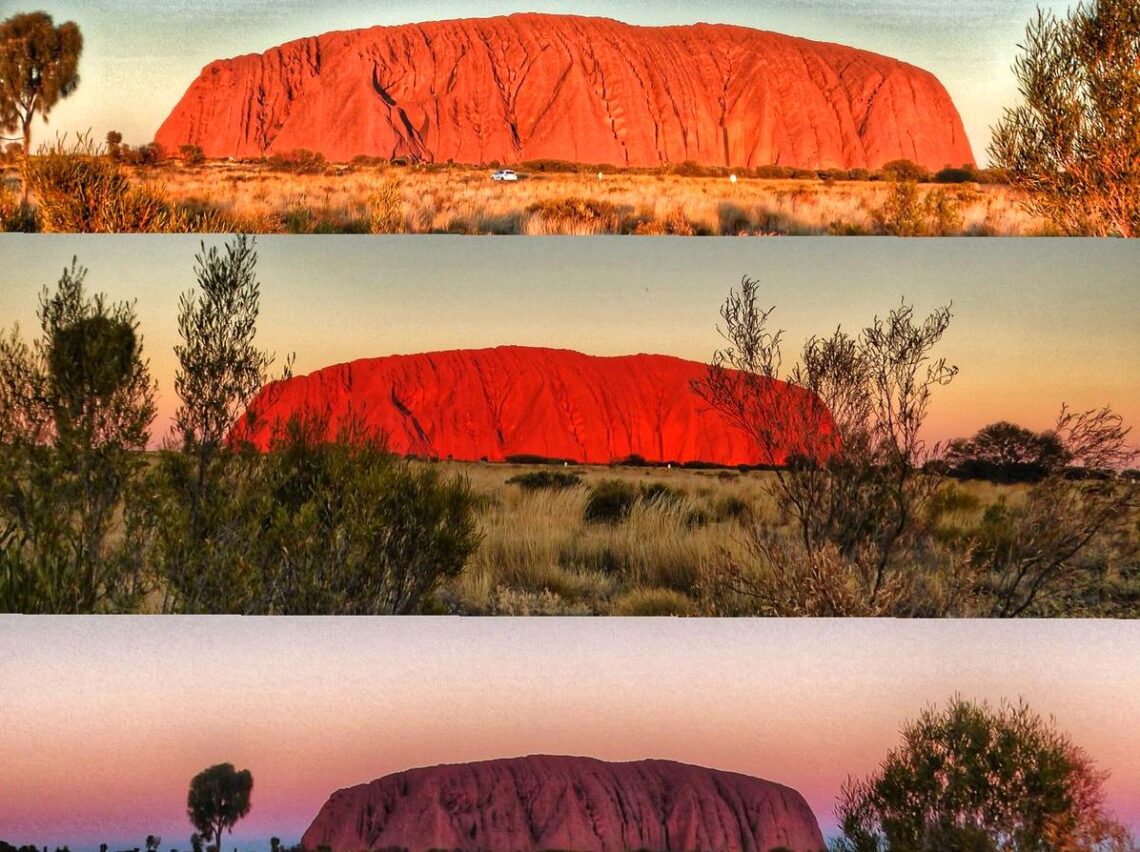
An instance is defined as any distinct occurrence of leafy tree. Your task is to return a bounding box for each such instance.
[990,0,1140,236]
[187,764,252,852]
[943,420,1070,482]
[152,235,283,611]
[0,12,83,194]
[694,276,957,615]
[834,697,1133,851]
[0,259,155,611]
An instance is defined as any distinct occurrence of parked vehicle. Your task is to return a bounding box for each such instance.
[491,169,519,181]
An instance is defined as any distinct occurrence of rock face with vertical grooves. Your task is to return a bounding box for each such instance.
[300,755,826,851]
[155,13,973,169]
[232,346,837,466]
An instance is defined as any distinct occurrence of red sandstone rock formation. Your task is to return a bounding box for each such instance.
[156,14,973,170]
[301,755,826,852]
[232,346,836,466]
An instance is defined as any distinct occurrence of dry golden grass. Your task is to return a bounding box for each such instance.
[30,159,1056,236]
[432,462,1135,616]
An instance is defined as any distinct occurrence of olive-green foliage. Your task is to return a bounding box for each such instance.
[834,697,1132,851]
[25,134,230,232]
[0,260,155,612]
[506,469,583,491]
[873,181,963,236]
[149,414,481,614]
[254,415,481,614]
[990,0,1140,236]
[0,12,82,186]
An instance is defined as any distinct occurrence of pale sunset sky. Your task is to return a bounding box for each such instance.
[19,0,1047,166]
[1,618,1138,849]
[1,236,1137,452]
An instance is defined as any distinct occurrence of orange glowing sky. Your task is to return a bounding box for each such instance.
[1,618,1138,849]
[1,237,1136,456]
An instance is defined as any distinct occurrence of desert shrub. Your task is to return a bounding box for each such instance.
[925,188,964,235]
[254,416,481,614]
[847,168,872,181]
[934,165,977,183]
[613,453,649,467]
[872,180,927,235]
[584,479,639,524]
[503,454,577,465]
[695,276,959,614]
[25,135,220,232]
[506,470,582,491]
[104,130,122,159]
[990,0,1140,236]
[524,196,621,233]
[612,587,696,616]
[0,183,39,231]
[717,202,753,235]
[265,148,327,174]
[712,495,752,523]
[638,481,683,504]
[120,142,163,166]
[827,219,870,236]
[518,159,581,173]
[880,158,930,182]
[873,181,963,236]
[368,178,405,233]
[754,164,793,179]
[179,144,205,166]
[967,406,1138,616]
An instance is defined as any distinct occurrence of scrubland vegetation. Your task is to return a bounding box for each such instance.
[1,242,1135,615]
[0,140,1053,235]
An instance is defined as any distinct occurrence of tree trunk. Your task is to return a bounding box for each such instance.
[21,115,31,204]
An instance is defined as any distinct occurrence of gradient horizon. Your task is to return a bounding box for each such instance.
[1,618,1138,849]
[1,236,1137,455]
[19,0,1043,167]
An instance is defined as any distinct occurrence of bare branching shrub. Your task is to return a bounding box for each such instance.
[972,405,1139,616]
[695,276,959,615]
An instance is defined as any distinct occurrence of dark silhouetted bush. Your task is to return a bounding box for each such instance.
[584,479,639,523]
[506,470,582,491]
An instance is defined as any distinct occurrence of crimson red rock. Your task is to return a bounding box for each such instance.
[233,346,837,466]
[301,755,826,852]
[156,13,973,170]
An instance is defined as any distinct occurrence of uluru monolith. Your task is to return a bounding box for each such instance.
[232,346,837,466]
[156,13,973,170]
[301,755,826,852]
